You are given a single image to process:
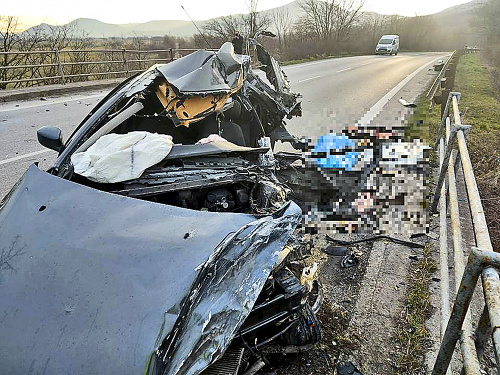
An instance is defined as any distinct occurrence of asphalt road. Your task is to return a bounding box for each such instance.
[0,52,448,198]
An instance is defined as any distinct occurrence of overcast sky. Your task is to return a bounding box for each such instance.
[4,0,473,28]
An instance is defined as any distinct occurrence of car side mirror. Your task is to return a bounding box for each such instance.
[37,126,63,152]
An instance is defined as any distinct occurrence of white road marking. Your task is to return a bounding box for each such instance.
[0,149,52,166]
[361,62,371,66]
[297,75,321,83]
[336,67,352,73]
[285,59,339,70]
[0,93,105,113]
[357,55,449,126]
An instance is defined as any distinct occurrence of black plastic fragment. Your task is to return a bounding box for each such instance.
[323,245,347,256]
[340,254,359,268]
[326,234,424,248]
[337,361,364,375]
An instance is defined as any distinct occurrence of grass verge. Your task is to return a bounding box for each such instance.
[455,53,500,249]
[396,244,437,374]
[281,52,365,66]
[405,90,441,144]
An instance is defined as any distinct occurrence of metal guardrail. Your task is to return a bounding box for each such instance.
[0,48,203,88]
[426,50,457,101]
[431,91,500,374]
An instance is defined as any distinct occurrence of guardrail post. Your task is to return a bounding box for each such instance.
[122,49,129,76]
[434,92,454,150]
[432,249,483,375]
[474,305,491,361]
[55,49,65,85]
[445,69,455,91]
[441,89,450,118]
[431,122,457,213]
[169,48,173,62]
[482,268,500,371]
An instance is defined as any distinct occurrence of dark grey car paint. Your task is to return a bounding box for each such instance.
[156,48,244,95]
[0,165,301,374]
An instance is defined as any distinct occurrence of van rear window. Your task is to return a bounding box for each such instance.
[379,39,394,44]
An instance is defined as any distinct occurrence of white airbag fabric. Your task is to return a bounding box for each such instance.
[71,131,173,183]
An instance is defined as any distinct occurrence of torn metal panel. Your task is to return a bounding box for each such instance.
[250,43,301,118]
[0,165,301,375]
[156,43,246,96]
[150,202,302,375]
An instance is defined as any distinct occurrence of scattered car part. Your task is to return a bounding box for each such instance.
[398,97,417,108]
[341,253,360,268]
[337,361,365,375]
[326,234,425,248]
[323,245,348,256]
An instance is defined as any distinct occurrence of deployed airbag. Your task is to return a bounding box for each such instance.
[71,131,173,183]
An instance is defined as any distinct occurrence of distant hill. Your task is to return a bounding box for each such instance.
[23,1,304,38]
[24,0,484,41]
[25,18,202,38]
[432,0,486,45]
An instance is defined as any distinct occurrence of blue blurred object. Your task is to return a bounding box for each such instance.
[312,133,359,171]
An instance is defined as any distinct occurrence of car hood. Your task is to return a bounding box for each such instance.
[0,165,301,374]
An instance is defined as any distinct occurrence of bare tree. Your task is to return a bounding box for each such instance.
[67,31,94,81]
[298,0,363,42]
[333,0,363,42]
[298,0,333,41]
[0,16,22,88]
[202,15,242,45]
[0,16,56,88]
[475,0,500,41]
[202,0,270,49]
[44,23,74,51]
[128,32,149,71]
[242,0,271,38]
[271,7,293,48]
[474,0,500,64]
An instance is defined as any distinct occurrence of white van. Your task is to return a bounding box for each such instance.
[375,35,400,55]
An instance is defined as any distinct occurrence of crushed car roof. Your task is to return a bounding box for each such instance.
[156,43,244,95]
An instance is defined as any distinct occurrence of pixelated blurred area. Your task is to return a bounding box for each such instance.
[301,123,429,235]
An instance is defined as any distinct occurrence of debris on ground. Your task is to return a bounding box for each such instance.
[337,361,365,375]
[399,97,417,108]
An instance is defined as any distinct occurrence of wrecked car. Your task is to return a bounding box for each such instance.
[0,41,321,375]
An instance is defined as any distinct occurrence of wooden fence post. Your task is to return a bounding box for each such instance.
[122,49,129,76]
[55,50,65,85]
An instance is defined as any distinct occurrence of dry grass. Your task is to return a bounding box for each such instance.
[396,245,437,374]
[455,53,500,250]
